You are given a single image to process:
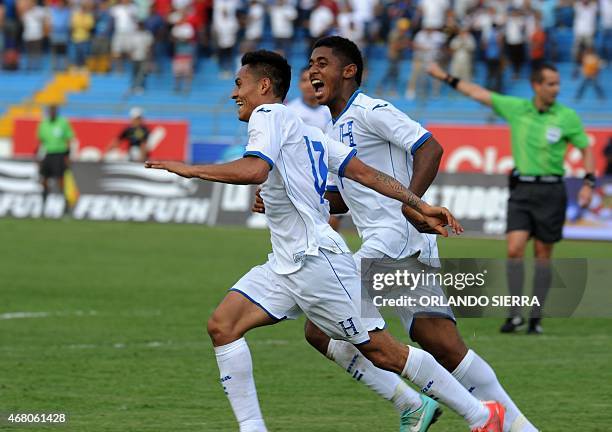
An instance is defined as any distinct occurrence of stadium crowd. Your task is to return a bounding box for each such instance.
[0,0,610,95]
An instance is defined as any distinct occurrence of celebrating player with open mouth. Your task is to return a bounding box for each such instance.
[146,49,507,432]
[256,36,537,432]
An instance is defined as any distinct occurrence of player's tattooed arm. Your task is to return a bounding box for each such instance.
[372,170,424,211]
[343,156,463,234]
[145,157,270,185]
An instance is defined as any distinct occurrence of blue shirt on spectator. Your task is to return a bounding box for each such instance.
[538,0,558,30]
[95,10,114,37]
[485,28,501,60]
[49,6,72,44]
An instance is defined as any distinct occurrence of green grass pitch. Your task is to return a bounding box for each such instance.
[1,219,611,431]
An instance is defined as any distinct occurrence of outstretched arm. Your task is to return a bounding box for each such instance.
[145,156,270,185]
[428,62,493,107]
[342,156,462,235]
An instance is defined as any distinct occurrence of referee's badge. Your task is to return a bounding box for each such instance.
[545,126,562,144]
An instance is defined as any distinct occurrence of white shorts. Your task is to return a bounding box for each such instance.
[354,243,455,337]
[230,250,371,345]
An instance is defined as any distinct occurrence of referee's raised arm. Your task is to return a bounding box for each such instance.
[427,63,493,107]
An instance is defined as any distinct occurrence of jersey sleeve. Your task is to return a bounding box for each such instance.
[326,172,339,192]
[491,93,524,121]
[366,103,432,155]
[563,109,589,149]
[243,107,282,169]
[326,136,357,177]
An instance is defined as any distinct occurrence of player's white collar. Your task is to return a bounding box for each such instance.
[332,89,362,125]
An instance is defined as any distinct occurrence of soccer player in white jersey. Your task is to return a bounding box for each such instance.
[146,50,504,432]
[304,36,537,432]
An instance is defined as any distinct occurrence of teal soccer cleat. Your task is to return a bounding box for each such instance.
[400,394,442,432]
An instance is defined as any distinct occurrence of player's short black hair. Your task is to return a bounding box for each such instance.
[241,50,291,100]
[312,36,363,86]
[530,63,558,83]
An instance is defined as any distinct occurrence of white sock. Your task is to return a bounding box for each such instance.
[214,338,267,432]
[453,350,538,432]
[326,339,422,413]
[402,345,489,429]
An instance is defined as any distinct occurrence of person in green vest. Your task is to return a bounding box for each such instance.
[37,105,74,203]
[427,62,596,334]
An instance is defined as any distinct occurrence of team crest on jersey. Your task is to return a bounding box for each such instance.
[545,126,562,144]
[293,251,306,263]
[339,121,356,147]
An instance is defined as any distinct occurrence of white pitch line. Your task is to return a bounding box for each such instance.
[0,310,163,320]
[0,310,98,320]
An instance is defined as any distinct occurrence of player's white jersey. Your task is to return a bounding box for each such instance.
[286,97,332,131]
[325,90,439,261]
[245,103,354,275]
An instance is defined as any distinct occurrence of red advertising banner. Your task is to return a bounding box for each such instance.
[13,118,188,161]
[428,124,611,176]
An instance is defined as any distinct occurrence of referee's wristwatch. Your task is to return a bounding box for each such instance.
[583,173,596,188]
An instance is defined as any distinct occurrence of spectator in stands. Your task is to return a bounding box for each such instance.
[308,0,336,48]
[574,46,605,100]
[129,21,153,93]
[90,0,114,73]
[286,66,331,130]
[483,22,504,91]
[270,0,297,58]
[171,17,196,93]
[144,3,167,74]
[604,137,612,175]
[37,105,74,205]
[242,0,265,52]
[454,0,478,21]
[376,17,411,96]
[18,0,46,70]
[440,9,460,69]
[0,3,4,53]
[505,7,527,79]
[537,0,557,61]
[467,2,495,60]
[449,24,476,82]
[1,1,20,71]
[405,26,445,100]
[110,0,138,73]
[297,0,316,39]
[71,0,95,69]
[349,0,378,55]
[529,12,546,71]
[212,0,240,79]
[46,0,71,71]
[600,0,612,65]
[418,0,449,29]
[106,107,150,162]
[337,1,366,51]
[572,0,598,77]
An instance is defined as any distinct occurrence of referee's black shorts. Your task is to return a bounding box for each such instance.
[39,153,68,179]
[506,182,567,243]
